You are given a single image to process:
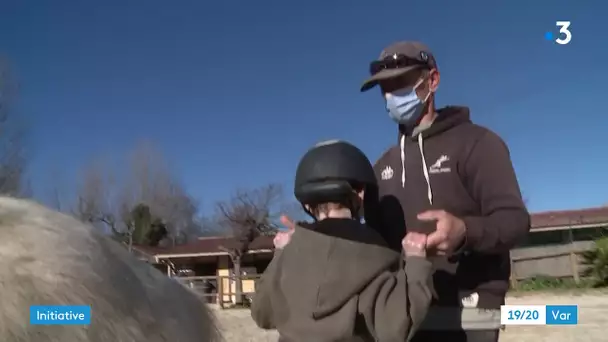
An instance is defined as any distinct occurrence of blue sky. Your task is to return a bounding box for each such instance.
[1,0,606,215]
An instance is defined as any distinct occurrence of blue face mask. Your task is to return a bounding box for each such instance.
[385,80,431,126]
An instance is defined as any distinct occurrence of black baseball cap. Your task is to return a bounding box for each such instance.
[360,41,437,92]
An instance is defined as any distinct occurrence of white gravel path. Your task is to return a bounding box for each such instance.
[212,291,608,342]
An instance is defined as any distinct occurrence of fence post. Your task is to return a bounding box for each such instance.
[509,253,518,289]
[217,275,225,309]
[567,228,580,284]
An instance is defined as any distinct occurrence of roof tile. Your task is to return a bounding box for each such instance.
[133,235,275,256]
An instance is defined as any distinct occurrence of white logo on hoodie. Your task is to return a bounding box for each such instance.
[381,166,394,180]
[429,155,451,174]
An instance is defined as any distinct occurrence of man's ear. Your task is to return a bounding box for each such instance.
[429,68,440,92]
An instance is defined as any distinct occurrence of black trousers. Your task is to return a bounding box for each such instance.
[410,329,500,342]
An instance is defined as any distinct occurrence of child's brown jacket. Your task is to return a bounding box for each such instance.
[251,219,433,342]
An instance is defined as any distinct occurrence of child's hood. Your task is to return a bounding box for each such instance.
[277,219,401,319]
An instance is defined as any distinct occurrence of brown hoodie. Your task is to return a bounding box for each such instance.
[373,106,530,311]
[251,219,433,342]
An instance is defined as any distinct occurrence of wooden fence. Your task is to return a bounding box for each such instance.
[509,240,595,288]
[509,223,607,287]
[174,275,261,309]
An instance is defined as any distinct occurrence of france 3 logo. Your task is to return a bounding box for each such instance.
[545,21,572,45]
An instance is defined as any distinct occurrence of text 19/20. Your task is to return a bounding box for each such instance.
[508,309,539,320]
[500,305,546,325]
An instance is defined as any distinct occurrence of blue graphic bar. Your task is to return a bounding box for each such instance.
[30,305,91,325]
[545,305,578,325]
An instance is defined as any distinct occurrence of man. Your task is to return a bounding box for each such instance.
[0,196,220,342]
[360,41,530,342]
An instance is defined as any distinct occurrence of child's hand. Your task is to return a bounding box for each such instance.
[273,215,296,249]
[402,232,427,257]
[273,231,293,249]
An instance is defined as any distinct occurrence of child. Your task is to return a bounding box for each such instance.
[251,140,433,342]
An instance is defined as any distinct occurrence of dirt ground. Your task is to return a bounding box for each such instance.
[212,291,608,342]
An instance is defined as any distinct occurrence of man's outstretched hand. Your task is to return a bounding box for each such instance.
[273,215,296,249]
[417,210,466,255]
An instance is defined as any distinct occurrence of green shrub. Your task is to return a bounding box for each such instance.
[581,237,608,287]
[515,275,592,292]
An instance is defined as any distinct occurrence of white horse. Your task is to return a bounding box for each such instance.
[0,196,221,342]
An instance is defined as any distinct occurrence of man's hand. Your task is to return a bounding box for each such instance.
[417,210,466,254]
[273,215,296,249]
[402,232,427,257]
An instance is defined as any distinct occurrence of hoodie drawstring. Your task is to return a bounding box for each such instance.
[418,133,433,206]
[400,135,406,188]
[399,134,434,206]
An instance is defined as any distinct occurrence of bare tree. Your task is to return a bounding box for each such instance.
[0,58,28,197]
[49,185,64,212]
[74,157,119,234]
[120,142,202,244]
[214,183,285,305]
[73,142,202,247]
[44,167,69,212]
[195,215,227,237]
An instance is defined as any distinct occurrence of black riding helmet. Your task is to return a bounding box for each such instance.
[294,140,378,220]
